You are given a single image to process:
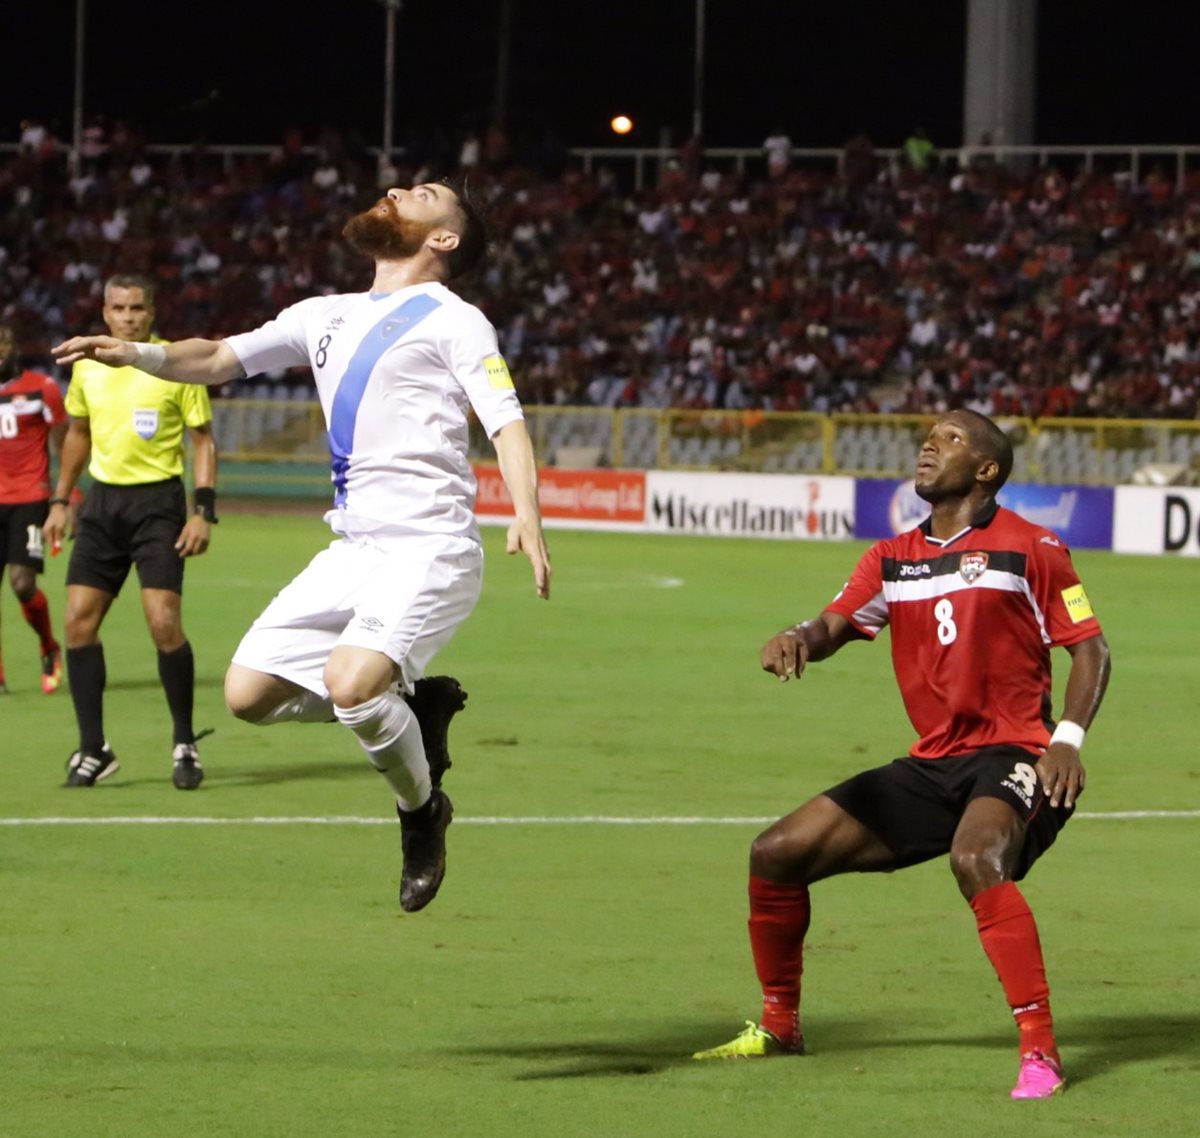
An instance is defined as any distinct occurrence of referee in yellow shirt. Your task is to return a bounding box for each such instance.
[44,274,217,789]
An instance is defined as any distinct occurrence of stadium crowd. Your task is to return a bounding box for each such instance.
[3,120,1200,420]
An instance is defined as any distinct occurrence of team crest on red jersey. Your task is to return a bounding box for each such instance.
[959,552,989,583]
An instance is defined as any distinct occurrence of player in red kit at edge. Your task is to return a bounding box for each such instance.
[694,410,1111,1100]
[0,322,66,693]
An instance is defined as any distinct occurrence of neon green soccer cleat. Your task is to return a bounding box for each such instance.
[693,1021,805,1060]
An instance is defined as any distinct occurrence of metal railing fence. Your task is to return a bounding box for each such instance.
[6,142,1200,189]
[209,401,1200,497]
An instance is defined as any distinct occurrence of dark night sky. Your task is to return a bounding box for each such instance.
[4,1,1200,153]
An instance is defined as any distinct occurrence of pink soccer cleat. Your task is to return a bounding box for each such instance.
[1011,1051,1065,1099]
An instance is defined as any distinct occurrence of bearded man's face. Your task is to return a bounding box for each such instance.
[343,195,427,258]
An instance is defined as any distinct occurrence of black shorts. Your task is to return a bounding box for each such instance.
[823,745,1072,881]
[0,500,50,572]
[67,478,187,595]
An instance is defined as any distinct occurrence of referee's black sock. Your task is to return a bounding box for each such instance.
[158,641,195,746]
[67,644,107,754]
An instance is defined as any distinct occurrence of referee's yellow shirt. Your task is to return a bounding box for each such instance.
[66,337,213,485]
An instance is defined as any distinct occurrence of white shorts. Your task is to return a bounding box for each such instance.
[231,533,483,697]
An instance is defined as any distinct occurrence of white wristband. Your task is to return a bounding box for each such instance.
[1050,720,1086,751]
[132,341,167,375]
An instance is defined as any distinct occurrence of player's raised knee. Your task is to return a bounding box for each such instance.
[949,845,1008,895]
[323,647,396,710]
[749,825,799,878]
[224,665,272,723]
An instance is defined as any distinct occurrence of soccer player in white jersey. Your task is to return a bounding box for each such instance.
[55,181,551,913]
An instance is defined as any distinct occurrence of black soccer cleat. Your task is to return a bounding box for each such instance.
[65,744,120,787]
[405,676,468,790]
[171,742,205,791]
[398,789,453,913]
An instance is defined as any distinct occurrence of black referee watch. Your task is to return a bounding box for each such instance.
[193,487,219,524]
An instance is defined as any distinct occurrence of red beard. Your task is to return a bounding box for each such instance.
[343,198,426,258]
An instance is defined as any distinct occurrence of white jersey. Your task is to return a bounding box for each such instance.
[225,282,523,540]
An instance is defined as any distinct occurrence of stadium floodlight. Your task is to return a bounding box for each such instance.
[72,0,86,177]
[377,0,403,162]
[610,115,634,136]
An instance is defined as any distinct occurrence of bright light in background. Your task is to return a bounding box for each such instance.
[610,114,634,135]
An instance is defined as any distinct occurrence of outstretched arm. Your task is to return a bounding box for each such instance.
[492,419,550,600]
[1037,633,1111,810]
[760,611,865,682]
[52,336,245,387]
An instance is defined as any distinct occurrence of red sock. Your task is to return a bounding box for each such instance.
[20,590,58,656]
[748,875,810,1045]
[970,881,1058,1061]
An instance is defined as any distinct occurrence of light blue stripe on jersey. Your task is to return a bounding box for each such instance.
[328,292,443,507]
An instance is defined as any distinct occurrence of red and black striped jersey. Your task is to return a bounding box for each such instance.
[0,370,66,504]
[826,504,1102,760]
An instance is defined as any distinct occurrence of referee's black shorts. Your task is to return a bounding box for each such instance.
[823,745,1073,881]
[0,499,50,572]
[67,478,188,595]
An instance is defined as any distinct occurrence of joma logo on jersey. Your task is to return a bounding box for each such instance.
[958,552,989,583]
[898,563,931,577]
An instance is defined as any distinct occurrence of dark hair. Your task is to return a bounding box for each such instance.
[104,273,156,304]
[440,177,488,280]
[961,409,1014,491]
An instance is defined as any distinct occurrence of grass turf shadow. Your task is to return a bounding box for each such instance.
[213,761,370,787]
[62,761,368,790]
[1065,1011,1200,1086]
[450,1010,1200,1083]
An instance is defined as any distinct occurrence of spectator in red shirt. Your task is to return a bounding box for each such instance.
[0,323,66,694]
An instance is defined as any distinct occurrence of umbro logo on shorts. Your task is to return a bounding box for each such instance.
[358,616,384,632]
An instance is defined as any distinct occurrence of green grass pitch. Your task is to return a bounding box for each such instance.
[1,516,1197,1137]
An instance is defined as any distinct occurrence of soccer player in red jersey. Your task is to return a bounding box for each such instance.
[0,322,66,694]
[694,410,1111,1100]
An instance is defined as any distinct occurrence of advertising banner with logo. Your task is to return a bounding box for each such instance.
[644,471,855,540]
[1114,486,1200,556]
[473,465,647,531]
[855,479,1115,549]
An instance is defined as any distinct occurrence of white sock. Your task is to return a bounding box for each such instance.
[256,689,335,725]
[334,692,430,811]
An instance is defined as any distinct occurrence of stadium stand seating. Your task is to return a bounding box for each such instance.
[4,138,1200,426]
[4,134,1200,482]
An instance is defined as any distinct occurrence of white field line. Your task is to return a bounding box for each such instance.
[1,810,1198,827]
